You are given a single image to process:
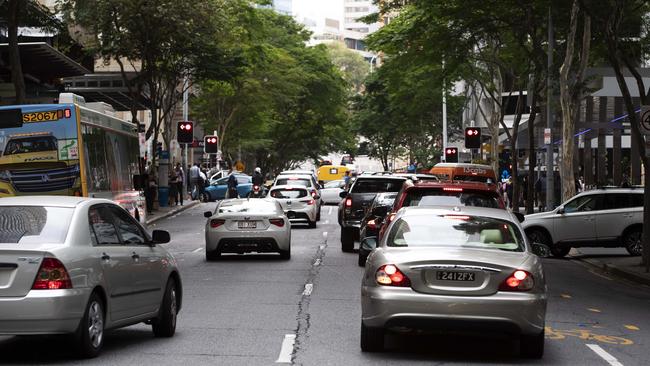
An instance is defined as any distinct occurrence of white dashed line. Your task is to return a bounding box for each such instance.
[328,207,332,215]
[324,220,329,225]
[586,344,624,366]
[192,248,203,253]
[302,283,313,296]
[319,245,326,250]
[275,334,296,363]
[314,258,321,266]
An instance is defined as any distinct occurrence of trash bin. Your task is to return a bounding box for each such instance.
[158,187,169,207]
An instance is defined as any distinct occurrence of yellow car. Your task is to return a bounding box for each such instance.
[317,165,350,185]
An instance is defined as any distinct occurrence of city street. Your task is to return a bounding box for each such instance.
[0,202,648,365]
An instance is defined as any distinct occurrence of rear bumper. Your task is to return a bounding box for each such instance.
[206,230,290,252]
[285,208,317,222]
[0,288,91,335]
[361,286,546,336]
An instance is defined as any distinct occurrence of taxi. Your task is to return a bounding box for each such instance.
[429,163,497,183]
[317,165,350,185]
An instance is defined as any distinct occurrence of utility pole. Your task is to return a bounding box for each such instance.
[546,7,555,210]
[182,76,189,172]
[442,61,448,162]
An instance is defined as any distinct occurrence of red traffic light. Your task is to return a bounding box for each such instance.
[466,129,477,136]
[180,123,192,130]
[207,137,217,143]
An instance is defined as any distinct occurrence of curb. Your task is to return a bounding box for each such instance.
[577,257,650,287]
[146,200,200,226]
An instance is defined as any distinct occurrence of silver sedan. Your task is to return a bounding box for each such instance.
[360,206,548,358]
[204,198,291,259]
[0,196,181,358]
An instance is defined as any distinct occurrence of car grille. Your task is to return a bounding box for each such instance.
[10,164,80,193]
[218,238,279,253]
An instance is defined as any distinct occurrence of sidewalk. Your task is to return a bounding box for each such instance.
[570,248,650,286]
[145,200,200,226]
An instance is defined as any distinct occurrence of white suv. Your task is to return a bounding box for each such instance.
[523,188,643,257]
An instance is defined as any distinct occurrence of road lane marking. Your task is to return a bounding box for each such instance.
[588,308,602,313]
[192,248,203,253]
[275,334,296,363]
[319,245,326,250]
[324,220,329,225]
[624,325,639,331]
[303,283,313,296]
[561,294,572,299]
[314,258,321,266]
[322,231,328,239]
[328,207,332,215]
[545,327,633,345]
[586,344,624,366]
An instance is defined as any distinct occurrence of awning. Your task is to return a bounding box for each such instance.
[0,42,89,81]
[63,73,151,111]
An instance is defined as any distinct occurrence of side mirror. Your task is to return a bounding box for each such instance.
[514,212,525,223]
[557,207,565,215]
[339,191,348,198]
[531,242,551,258]
[152,230,170,244]
[204,211,213,218]
[359,237,378,266]
[314,195,321,200]
[372,206,389,217]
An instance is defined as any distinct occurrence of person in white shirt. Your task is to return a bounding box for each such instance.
[189,163,201,200]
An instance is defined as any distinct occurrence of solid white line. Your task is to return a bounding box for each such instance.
[192,248,203,253]
[322,231,328,238]
[275,334,296,363]
[328,207,332,215]
[302,283,313,296]
[586,344,624,366]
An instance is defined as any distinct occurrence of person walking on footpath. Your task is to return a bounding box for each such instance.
[174,163,184,205]
[227,169,238,198]
[189,162,200,200]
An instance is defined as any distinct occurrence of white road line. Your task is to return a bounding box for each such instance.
[275,334,296,363]
[192,247,203,253]
[322,231,328,239]
[302,283,313,296]
[328,207,332,215]
[314,258,321,266]
[586,344,624,366]
[319,244,326,250]
[324,220,329,225]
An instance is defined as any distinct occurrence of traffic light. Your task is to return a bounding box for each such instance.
[177,121,193,143]
[204,135,218,154]
[445,147,458,163]
[465,127,481,149]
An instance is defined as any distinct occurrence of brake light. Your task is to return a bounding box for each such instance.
[301,199,315,205]
[253,185,260,191]
[210,219,226,228]
[367,219,377,230]
[64,108,71,118]
[443,187,463,192]
[269,218,285,227]
[386,213,395,223]
[32,258,72,290]
[376,264,411,287]
[345,198,352,207]
[444,215,470,220]
[311,191,317,198]
[499,270,534,291]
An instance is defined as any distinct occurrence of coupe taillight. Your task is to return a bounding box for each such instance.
[499,270,534,291]
[269,218,285,227]
[301,199,315,205]
[32,258,72,290]
[311,191,317,198]
[210,219,226,228]
[376,264,411,287]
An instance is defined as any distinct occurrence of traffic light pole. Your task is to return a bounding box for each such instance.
[546,8,555,211]
[182,76,189,182]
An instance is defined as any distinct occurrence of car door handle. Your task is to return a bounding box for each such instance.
[101,253,110,261]
[131,252,140,260]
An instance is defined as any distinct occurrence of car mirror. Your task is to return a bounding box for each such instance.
[314,195,321,200]
[531,242,551,258]
[359,237,378,265]
[557,207,565,215]
[514,212,525,223]
[204,211,213,218]
[152,230,170,244]
[339,191,348,198]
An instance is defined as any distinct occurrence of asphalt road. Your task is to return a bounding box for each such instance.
[0,202,648,365]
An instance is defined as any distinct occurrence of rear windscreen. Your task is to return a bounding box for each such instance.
[270,189,308,199]
[0,206,73,243]
[351,179,403,193]
[404,189,499,208]
[275,178,310,187]
[218,200,278,214]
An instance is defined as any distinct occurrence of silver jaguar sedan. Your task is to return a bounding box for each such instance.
[360,206,548,358]
[0,196,181,358]
[204,198,291,259]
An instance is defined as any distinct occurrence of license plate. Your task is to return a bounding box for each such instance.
[436,271,475,281]
[238,221,257,229]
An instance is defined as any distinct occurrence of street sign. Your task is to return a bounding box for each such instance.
[544,128,551,144]
[234,160,245,172]
[641,105,650,135]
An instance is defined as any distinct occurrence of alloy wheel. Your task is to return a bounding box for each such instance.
[87,301,104,349]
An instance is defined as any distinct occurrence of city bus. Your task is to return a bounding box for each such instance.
[0,93,146,221]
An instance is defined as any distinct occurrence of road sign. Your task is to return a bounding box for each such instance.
[544,128,551,144]
[641,105,650,135]
[234,160,245,172]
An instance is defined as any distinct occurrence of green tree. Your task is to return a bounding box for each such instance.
[325,42,369,93]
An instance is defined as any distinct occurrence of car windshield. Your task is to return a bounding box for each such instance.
[404,189,499,208]
[0,206,73,244]
[324,180,344,189]
[218,200,278,214]
[387,214,524,252]
[351,179,403,193]
[4,136,57,155]
[276,178,310,187]
[270,189,308,199]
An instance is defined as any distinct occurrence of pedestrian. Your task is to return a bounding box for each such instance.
[227,169,238,198]
[343,170,351,190]
[168,167,178,206]
[621,173,631,188]
[175,163,184,205]
[189,162,200,200]
[147,174,158,213]
[199,168,207,200]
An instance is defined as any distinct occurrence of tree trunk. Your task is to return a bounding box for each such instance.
[8,0,26,104]
[526,82,540,214]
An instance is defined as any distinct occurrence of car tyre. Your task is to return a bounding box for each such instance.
[308,219,317,228]
[152,278,178,338]
[74,292,104,358]
[520,330,544,359]
[527,229,568,258]
[279,247,291,260]
[360,322,384,352]
[317,206,321,221]
[341,227,354,252]
[623,228,643,256]
[201,193,211,202]
[206,250,221,261]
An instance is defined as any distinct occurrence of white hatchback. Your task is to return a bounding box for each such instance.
[268,185,319,228]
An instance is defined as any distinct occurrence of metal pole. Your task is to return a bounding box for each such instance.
[546,7,555,210]
[182,76,189,172]
[442,61,448,162]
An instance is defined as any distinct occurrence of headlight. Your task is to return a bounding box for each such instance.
[0,170,11,181]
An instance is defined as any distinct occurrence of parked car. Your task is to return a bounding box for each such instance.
[523,188,644,257]
[319,179,346,205]
[268,185,319,228]
[0,196,180,358]
[359,206,548,358]
[358,192,397,266]
[338,175,407,252]
[203,174,252,201]
[204,198,291,260]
